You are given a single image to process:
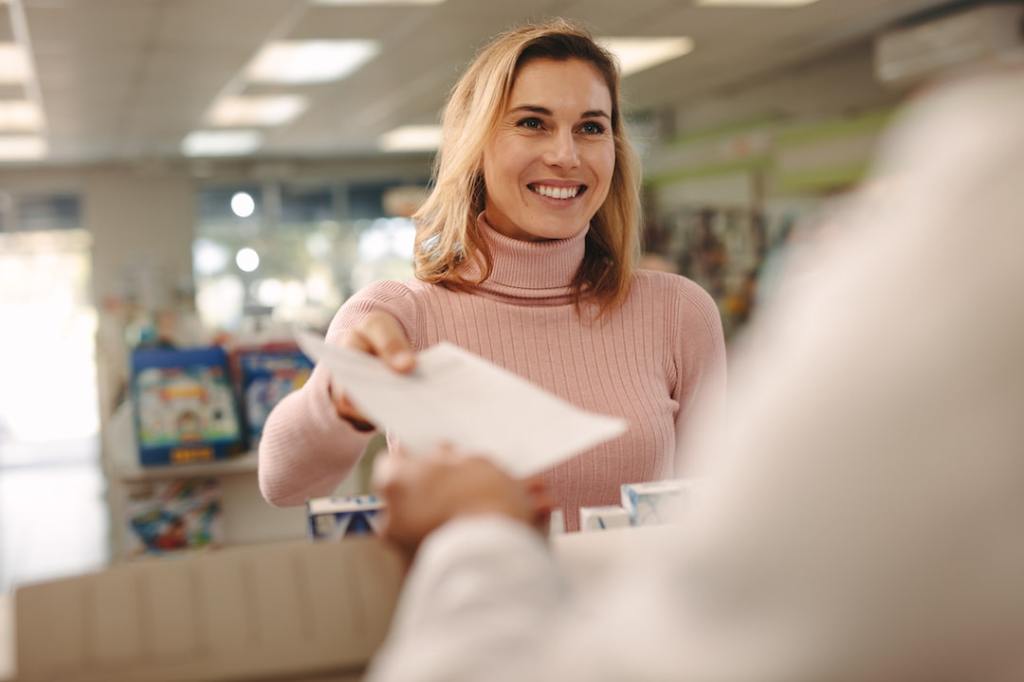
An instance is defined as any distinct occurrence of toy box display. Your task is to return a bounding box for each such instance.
[125,478,223,556]
[131,346,245,466]
[238,347,313,443]
[307,495,384,541]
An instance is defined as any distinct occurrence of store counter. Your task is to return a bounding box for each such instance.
[0,595,13,682]
[5,524,675,682]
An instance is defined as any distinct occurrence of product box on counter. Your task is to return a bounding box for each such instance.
[307,494,384,540]
[620,480,688,527]
[578,505,631,532]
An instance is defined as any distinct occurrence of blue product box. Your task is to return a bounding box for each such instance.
[307,494,385,541]
[131,346,245,467]
[239,349,313,442]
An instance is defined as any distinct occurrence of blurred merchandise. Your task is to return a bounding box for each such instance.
[235,345,313,443]
[621,480,688,527]
[307,494,384,540]
[579,505,631,532]
[648,207,770,337]
[125,478,223,556]
[131,346,245,467]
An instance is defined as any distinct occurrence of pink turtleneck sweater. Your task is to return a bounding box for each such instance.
[259,218,726,530]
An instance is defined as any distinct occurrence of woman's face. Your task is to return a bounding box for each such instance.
[482,58,615,242]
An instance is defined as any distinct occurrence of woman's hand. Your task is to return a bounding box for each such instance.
[330,311,415,431]
[374,445,554,564]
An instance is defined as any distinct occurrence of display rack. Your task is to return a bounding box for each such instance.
[103,401,308,559]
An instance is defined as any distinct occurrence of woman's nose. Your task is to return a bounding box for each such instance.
[542,130,580,168]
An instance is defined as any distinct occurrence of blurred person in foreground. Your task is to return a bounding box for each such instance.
[258,20,725,530]
[368,62,1024,681]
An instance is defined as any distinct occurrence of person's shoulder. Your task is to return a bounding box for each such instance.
[330,279,434,342]
[350,278,410,298]
[337,279,422,322]
[633,270,717,312]
[345,278,439,307]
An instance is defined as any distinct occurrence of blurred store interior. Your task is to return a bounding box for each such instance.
[0,0,1020,680]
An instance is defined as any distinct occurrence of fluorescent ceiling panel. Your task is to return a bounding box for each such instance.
[379,124,442,152]
[208,95,308,127]
[182,130,263,157]
[0,100,41,131]
[696,0,820,6]
[598,37,695,77]
[0,135,46,160]
[314,0,445,4]
[0,44,31,83]
[246,40,380,85]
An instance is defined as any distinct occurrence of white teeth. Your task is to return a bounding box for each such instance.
[531,184,580,199]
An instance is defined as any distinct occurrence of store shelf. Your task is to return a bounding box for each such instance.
[114,450,259,482]
[106,400,260,482]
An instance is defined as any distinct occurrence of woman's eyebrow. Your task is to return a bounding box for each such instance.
[508,105,610,119]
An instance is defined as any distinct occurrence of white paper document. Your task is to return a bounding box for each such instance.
[295,330,627,477]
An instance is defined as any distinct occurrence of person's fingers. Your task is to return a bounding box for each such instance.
[373,449,424,493]
[524,474,548,494]
[372,451,402,491]
[340,328,374,354]
[359,312,415,373]
[332,391,375,431]
[529,490,557,515]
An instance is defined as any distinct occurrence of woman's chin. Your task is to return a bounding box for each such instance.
[526,220,588,241]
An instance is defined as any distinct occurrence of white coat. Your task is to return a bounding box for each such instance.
[368,66,1024,682]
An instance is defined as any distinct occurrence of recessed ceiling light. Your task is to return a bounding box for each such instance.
[597,37,695,77]
[230,191,256,218]
[314,0,445,4]
[0,101,41,131]
[0,44,31,83]
[208,95,308,127]
[181,130,263,157]
[696,0,820,7]
[236,247,260,273]
[0,135,46,160]
[246,40,380,85]
[379,125,442,152]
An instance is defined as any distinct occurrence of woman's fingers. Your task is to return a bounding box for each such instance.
[353,311,415,373]
[329,311,414,428]
[328,381,375,431]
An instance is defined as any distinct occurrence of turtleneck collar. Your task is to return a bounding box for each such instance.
[460,212,588,304]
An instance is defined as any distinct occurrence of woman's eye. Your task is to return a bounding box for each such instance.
[517,117,543,130]
[580,121,606,135]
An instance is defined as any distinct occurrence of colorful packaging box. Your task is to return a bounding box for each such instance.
[239,348,313,442]
[307,494,384,541]
[620,480,688,527]
[125,478,223,556]
[131,346,245,467]
[578,505,631,532]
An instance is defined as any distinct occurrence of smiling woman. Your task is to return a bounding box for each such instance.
[482,58,615,244]
[258,19,727,532]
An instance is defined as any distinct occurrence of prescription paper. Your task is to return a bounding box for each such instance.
[296,330,627,477]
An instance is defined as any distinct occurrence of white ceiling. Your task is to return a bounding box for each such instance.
[6,0,950,164]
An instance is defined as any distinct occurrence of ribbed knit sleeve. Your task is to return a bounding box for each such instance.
[667,276,728,468]
[258,280,420,507]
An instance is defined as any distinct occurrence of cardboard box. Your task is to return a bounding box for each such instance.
[578,505,630,532]
[620,480,688,527]
[307,495,384,540]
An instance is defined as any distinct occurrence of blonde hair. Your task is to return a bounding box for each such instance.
[413,18,642,314]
